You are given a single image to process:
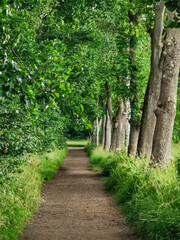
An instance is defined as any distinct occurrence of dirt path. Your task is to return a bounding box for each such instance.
[19,147,136,240]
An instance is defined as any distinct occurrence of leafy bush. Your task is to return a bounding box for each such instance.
[0,148,67,240]
[88,143,180,240]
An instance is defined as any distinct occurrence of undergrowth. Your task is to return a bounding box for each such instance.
[87,143,180,240]
[0,148,67,240]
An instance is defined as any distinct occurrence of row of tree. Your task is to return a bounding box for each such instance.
[91,0,180,168]
[0,0,180,169]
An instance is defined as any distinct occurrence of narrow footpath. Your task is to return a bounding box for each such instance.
[19,147,136,240]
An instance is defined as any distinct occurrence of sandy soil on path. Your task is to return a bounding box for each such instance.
[19,147,136,240]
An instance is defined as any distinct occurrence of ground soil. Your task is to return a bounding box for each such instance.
[19,147,136,240]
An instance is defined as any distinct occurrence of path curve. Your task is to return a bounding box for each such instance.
[19,147,136,240]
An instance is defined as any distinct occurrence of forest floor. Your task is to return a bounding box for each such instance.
[19,147,136,240]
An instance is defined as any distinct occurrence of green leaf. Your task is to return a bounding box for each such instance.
[54,92,60,98]
[85,123,92,129]
[47,80,51,85]
[35,82,41,89]
[80,104,84,112]
[59,83,65,89]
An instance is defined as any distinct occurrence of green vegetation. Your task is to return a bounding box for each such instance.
[67,139,88,147]
[0,148,67,240]
[87,143,180,240]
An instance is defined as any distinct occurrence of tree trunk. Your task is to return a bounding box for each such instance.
[137,1,165,158]
[104,82,112,151]
[117,100,127,150]
[126,100,131,151]
[100,115,106,146]
[151,10,180,167]
[104,104,112,151]
[128,1,140,156]
[128,120,139,156]
[110,102,121,151]
[110,100,127,151]
[92,120,97,145]
[96,117,102,146]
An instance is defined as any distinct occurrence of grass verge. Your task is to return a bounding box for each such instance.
[67,139,88,147]
[86,143,180,240]
[0,148,67,240]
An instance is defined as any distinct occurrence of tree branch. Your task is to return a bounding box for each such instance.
[11,48,31,76]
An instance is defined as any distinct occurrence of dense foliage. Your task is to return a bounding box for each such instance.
[0,1,69,159]
[1,0,179,156]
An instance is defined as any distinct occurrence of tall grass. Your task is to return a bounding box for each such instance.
[0,148,67,240]
[87,143,180,240]
[172,142,180,175]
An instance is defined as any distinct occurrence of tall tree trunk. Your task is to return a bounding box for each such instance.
[104,82,112,151]
[128,120,139,156]
[116,100,127,151]
[151,10,180,167]
[126,100,131,151]
[92,120,97,144]
[128,1,140,156]
[96,117,102,146]
[137,1,165,158]
[100,115,106,146]
[104,105,112,151]
[110,101,121,151]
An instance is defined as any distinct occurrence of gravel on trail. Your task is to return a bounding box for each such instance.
[19,147,136,240]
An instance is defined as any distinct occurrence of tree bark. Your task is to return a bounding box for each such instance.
[104,82,112,151]
[126,100,131,151]
[116,100,127,151]
[110,101,121,151]
[151,10,180,167]
[137,1,165,158]
[104,104,112,151]
[128,120,139,156]
[100,115,106,146]
[128,1,140,156]
[110,97,127,152]
[96,117,102,146]
[92,120,97,144]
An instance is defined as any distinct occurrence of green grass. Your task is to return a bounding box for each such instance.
[171,142,180,159]
[0,148,67,240]
[86,143,180,240]
[171,142,180,175]
[67,139,88,147]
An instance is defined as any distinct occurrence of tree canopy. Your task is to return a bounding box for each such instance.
[0,0,180,168]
